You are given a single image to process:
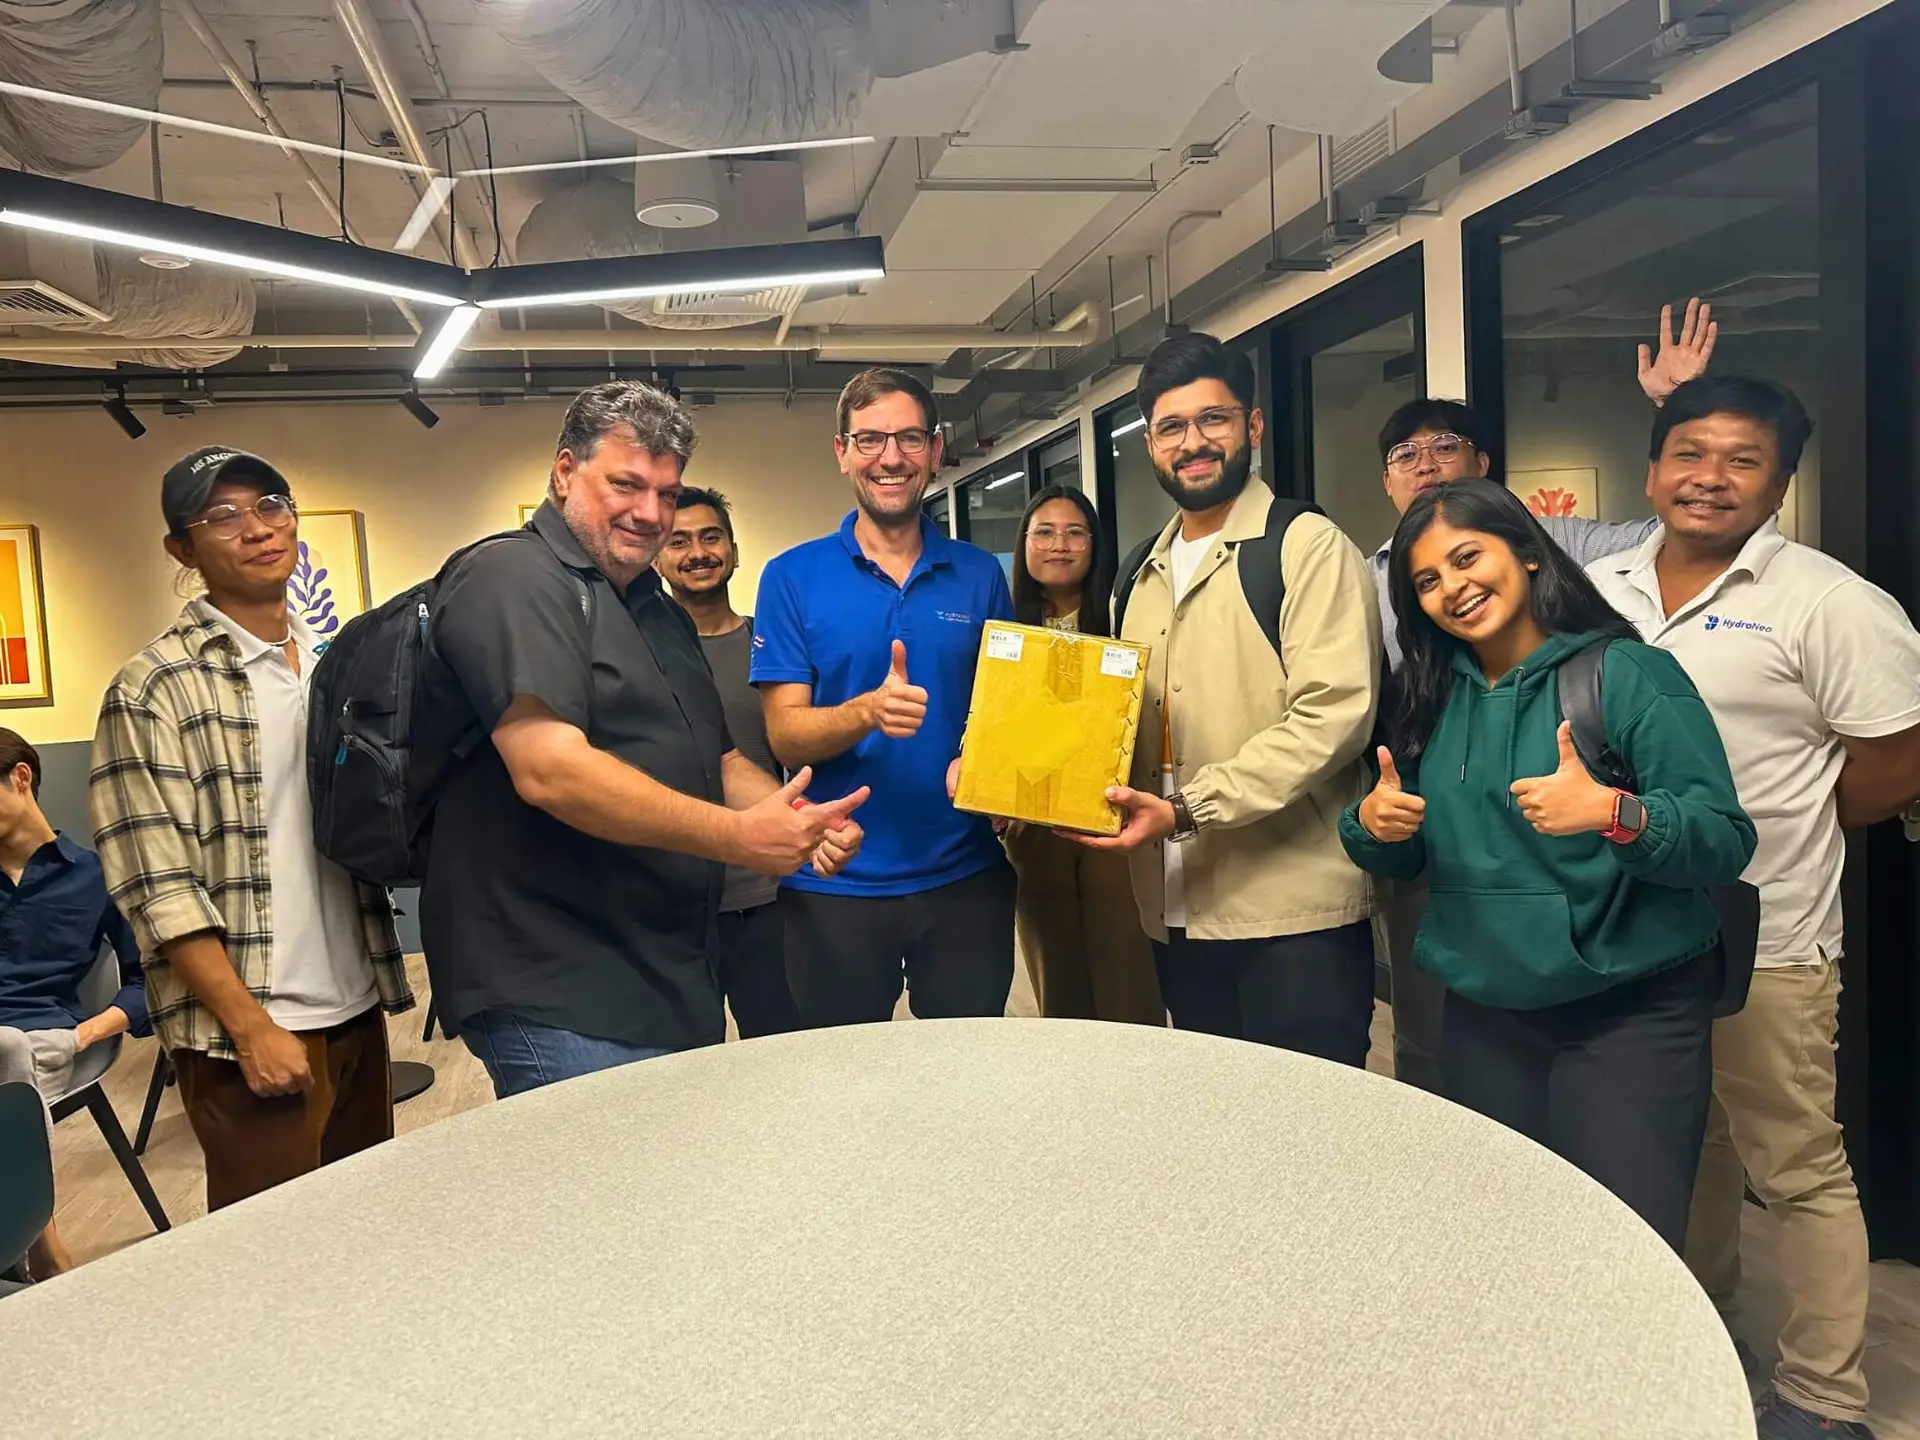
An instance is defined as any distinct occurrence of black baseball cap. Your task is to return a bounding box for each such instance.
[162,447,294,533]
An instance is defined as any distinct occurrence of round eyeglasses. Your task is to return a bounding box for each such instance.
[186,494,297,540]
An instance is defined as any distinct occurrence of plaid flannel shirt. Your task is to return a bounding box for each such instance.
[89,603,412,1059]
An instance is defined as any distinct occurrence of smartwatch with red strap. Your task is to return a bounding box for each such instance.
[1600,790,1647,844]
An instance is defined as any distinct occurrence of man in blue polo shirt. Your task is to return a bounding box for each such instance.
[753,368,1016,1026]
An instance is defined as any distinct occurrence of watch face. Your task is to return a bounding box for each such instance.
[1618,794,1647,833]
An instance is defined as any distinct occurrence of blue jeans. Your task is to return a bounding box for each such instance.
[457,1010,674,1099]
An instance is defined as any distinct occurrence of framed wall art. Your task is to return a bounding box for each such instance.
[290,509,371,643]
[1509,467,1601,522]
[0,524,51,705]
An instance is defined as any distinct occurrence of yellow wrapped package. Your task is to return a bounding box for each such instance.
[953,621,1150,836]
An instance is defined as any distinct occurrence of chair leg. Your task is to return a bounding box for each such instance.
[87,1088,169,1233]
[133,1051,171,1157]
[421,997,438,1045]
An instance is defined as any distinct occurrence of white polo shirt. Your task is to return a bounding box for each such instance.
[1589,521,1920,968]
[195,600,377,1028]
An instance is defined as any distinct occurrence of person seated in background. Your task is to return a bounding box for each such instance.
[1370,299,1714,1095]
[91,446,415,1212]
[0,728,147,1278]
[416,383,864,1098]
[1342,478,1755,1253]
[1001,485,1163,1026]
[1590,376,1920,1440]
[657,485,802,1040]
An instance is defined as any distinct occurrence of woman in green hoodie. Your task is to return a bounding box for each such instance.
[1340,479,1755,1252]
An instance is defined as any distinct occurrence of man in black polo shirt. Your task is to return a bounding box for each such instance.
[419,382,866,1098]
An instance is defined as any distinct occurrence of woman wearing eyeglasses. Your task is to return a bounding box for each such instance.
[1339,479,1753,1251]
[1002,485,1164,1025]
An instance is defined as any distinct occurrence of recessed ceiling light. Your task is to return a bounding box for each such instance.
[137,253,192,270]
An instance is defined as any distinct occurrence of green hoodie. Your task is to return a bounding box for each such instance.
[1340,630,1756,1011]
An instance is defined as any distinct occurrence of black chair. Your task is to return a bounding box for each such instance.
[0,1081,54,1297]
[133,1048,173,1157]
[46,945,168,1234]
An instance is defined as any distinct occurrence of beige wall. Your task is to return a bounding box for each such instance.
[0,395,851,743]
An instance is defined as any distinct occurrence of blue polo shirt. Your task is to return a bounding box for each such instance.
[751,512,1013,897]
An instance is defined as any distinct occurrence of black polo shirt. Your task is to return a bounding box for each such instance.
[417,502,730,1051]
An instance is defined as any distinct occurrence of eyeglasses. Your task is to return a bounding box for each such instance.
[1028,524,1092,550]
[1386,433,1472,472]
[1148,406,1249,450]
[842,428,932,458]
[187,493,297,539]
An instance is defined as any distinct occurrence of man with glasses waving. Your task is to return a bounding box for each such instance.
[753,369,1017,1027]
[91,447,413,1210]
[1368,300,1711,1094]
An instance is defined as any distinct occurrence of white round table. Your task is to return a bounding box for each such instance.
[1,1020,1753,1438]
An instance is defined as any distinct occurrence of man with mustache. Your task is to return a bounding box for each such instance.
[1591,376,1920,1440]
[658,485,800,1037]
[1072,334,1382,1065]
[416,383,864,1097]
[753,368,1016,1027]
[91,447,414,1209]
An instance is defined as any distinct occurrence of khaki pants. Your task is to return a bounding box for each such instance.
[1005,824,1164,1026]
[173,1004,393,1212]
[1684,962,1869,1423]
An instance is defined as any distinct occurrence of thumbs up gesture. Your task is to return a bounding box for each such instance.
[1358,747,1427,843]
[867,638,930,738]
[1509,722,1617,836]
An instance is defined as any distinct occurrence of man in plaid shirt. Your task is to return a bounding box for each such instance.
[90,446,412,1211]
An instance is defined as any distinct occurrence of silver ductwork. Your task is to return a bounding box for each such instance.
[0,0,163,175]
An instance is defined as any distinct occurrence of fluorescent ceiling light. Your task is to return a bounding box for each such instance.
[463,135,876,180]
[0,80,429,174]
[1110,415,1148,438]
[985,471,1025,491]
[0,209,467,307]
[473,265,883,310]
[412,305,482,379]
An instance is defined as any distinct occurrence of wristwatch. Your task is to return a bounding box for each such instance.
[1168,791,1200,844]
[1600,790,1647,844]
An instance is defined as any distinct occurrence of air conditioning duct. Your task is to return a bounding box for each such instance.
[0,229,110,324]
[2,237,256,370]
[0,0,165,175]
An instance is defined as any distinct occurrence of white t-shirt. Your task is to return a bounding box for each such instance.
[1588,521,1920,968]
[1161,529,1216,930]
[195,601,378,1027]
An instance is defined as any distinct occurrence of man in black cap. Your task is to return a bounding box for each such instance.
[90,446,413,1212]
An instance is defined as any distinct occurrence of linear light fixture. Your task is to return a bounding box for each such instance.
[1110,415,1148,438]
[0,170,468,307]
[985,470,1026,491]
[412,305,482,379]
[466,235,886,311]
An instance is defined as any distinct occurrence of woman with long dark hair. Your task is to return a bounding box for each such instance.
[1003,485,1162,1024]
[1339,479,1754,1250]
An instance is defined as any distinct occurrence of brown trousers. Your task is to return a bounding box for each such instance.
[172,1003,393,1211]
[1005,823,1164,1025]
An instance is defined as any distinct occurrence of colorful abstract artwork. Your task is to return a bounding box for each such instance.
[1510,467,1601,522]
[289,510,370,641]
[0,525,50,705]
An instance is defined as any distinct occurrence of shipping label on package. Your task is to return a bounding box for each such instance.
[953,621,1150,836]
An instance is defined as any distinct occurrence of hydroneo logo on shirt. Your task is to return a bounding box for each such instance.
[936,610,973,625]
[1703,614,1773,634]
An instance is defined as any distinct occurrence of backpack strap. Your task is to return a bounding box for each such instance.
[1556,639,1636,792]
[1234,496,1325,662]
[1110,533,1159,636]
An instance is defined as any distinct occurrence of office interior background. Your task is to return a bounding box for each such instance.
[0,0,1916,1343]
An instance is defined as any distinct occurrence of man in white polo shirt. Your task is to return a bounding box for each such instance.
[1591,376,1920,1440]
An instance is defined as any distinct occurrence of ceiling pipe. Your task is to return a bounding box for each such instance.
[395,0,511,265]
[1163,211,1222,329]
[329,0,491,273]
[167,0,421,335]
[0,321,1096,356]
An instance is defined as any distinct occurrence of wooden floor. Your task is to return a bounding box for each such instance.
[36,956,1920,1436]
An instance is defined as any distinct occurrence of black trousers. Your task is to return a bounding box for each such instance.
[1440,950,1717,1253]
[1153,921,1376,1068]
[782,863,1016,1028]
[716,901,800,1040]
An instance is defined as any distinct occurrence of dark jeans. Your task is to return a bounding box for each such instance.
[717,901,800,1040]
[782,863,1016,1028]
[458,1009,675,1100]
[1440,950,1717,1252]
[1378,874,1447,1095]
[1153,921,1376,1068]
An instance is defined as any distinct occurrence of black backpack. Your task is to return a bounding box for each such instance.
[307,529,589,887]
[1112,496,1326,656]
[1557,639,1760,1018]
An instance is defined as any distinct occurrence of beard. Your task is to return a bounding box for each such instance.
[1153,439,1253,513]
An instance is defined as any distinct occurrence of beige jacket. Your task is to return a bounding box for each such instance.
[1119,479,1381,942]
